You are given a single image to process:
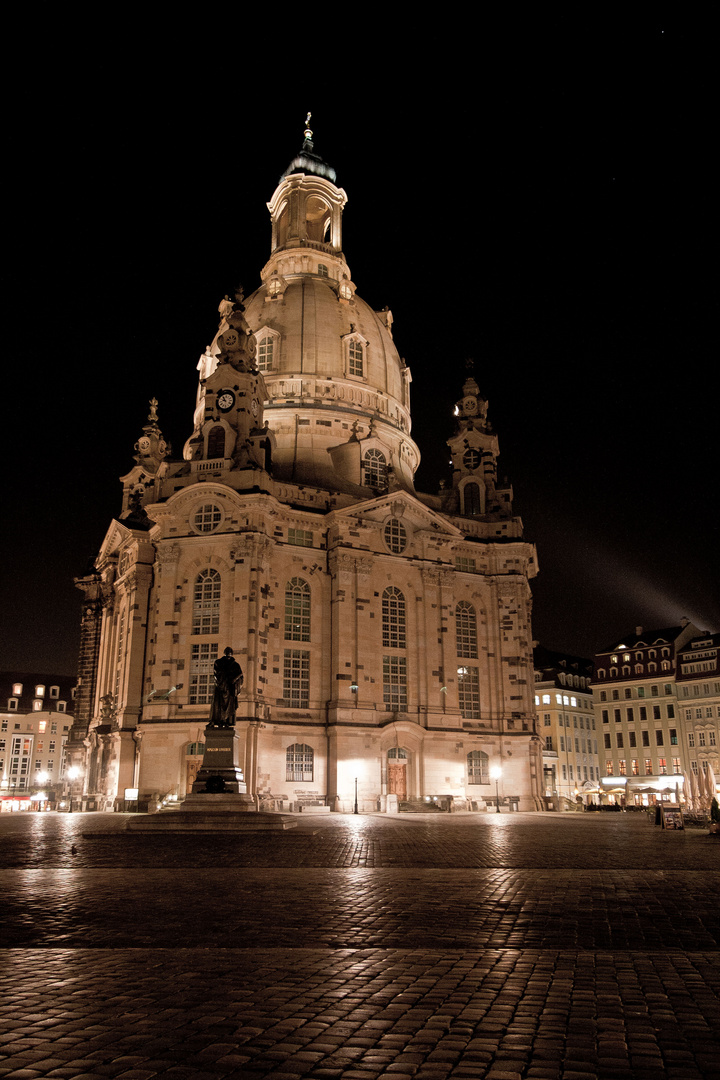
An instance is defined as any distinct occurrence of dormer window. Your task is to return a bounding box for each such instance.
[343,332,368,380]
[256,328,280,372]
[362,448,387,491]
[348,340,364,377]
[317,263,329,277]
[35,685,45,698]
[12,683,22,696]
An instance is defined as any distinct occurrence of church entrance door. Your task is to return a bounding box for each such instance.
[387,747,408,800]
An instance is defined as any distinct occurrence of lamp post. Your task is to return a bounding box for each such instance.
[490,765,502,813]
[66,765,82,813]
[354,777,359,815]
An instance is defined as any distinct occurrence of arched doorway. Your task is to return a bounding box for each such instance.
[185,741,205,793]
[387,747,408,800]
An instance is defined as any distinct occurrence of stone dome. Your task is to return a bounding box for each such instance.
[244,275,408,409]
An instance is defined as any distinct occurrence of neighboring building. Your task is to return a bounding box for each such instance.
[675,632,720,794]
[592,621,705,805]
[533,646,597,806]
[68,122,542,813]
[0,674,75,810]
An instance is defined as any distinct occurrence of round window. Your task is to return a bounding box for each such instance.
[463,449,481,471]
[193,503,223,534]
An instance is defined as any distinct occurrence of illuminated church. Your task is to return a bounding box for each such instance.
[69,121,541,813]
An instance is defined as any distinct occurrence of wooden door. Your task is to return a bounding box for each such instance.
[388,762,407,799]
[186,758,202,793]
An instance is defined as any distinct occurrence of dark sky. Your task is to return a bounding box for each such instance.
[3,15,717,675]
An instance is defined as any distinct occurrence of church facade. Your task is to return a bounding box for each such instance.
[69,123,542,813]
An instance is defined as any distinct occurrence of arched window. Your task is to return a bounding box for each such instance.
[387,747,408,760]
[286,743,313,781]
[256,328,279,372]
[457,665,480,718]
[277,201,289,246]
[115,608,126,704]
[456,601,478,658]
[207,425,225,459]
[343,333,367,379]
[467,750,489,785]
[362,448,387,490]
[348,339,364,377]
[382,587,406,649]
[383,518,407,553]
[305,195,331,243]
[285,578,310,641]
[193,569,221,635]
[463,481,481,516]
[186,742,205,756]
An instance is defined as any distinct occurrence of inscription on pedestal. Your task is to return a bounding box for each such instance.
[192,724,247,794]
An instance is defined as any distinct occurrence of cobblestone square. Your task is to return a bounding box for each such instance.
[1,811,719,1078]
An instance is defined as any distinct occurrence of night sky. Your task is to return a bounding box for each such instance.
[3,15,716,676]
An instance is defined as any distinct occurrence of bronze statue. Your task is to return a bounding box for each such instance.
[209,647,243,727]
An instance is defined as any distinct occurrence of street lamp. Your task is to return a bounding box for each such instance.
[66,765,82,813]
[490,765,502,813]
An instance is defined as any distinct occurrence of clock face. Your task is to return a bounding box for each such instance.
[463,449,481,471]
[463,396,478,414]
[217,390,236,412]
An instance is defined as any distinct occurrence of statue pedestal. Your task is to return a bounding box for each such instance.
[191,725,248,796]
[126,721,297,830]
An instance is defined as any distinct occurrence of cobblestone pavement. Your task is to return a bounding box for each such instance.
[2,812,720,1079]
